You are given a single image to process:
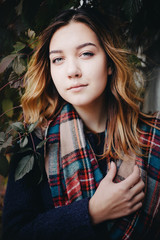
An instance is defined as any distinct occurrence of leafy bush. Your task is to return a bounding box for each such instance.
[0,2,160,230]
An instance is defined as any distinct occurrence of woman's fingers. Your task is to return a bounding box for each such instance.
[122,165,141,189]
[104,161,117,182]
[89,163,145,224]
[129,201,143,214]
[132,190,145,205]
[130,179,145,197]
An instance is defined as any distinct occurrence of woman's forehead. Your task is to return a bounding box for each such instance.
[49,21,100,51]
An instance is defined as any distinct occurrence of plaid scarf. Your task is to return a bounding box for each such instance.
[47,103,160,240]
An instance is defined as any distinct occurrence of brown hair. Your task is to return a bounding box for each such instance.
[22,7,151,160]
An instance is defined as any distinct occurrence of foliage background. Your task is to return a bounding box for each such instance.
[0,0,160,238]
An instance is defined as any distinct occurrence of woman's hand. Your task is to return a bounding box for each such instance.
[89,161,145,225]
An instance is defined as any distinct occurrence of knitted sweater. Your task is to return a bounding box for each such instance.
[2,132,107,240]
[2,115,160,240]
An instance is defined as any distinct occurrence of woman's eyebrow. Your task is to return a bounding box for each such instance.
[49,42,97,55]
[76,42,97,49]
[49,50,62,55]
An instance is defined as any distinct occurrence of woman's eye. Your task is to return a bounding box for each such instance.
[52,57,63,64]
[82,52,94,57]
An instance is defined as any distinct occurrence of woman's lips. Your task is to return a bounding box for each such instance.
[68,84,88,91]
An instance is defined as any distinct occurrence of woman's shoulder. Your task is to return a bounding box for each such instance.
[149,111,160,127]
[139,111,160,131]
[139,111,160,158]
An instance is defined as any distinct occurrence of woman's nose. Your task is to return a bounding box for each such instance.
[67,59,82,78]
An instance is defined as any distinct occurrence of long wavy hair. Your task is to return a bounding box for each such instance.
[22,7,151,160]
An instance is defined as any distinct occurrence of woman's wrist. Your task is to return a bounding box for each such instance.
[89,198,103,225]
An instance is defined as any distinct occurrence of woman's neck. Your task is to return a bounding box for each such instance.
[73,99,107,133]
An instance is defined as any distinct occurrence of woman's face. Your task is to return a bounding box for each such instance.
[49,21,111,109]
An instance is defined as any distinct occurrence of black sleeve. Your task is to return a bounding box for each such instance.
[2,144,108,240]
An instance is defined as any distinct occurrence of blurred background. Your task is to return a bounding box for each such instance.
[0,0,160,238]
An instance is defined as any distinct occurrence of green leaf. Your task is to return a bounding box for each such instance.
[11,122,25,133]
[8,71,21,88]
[18,147,32,154]
[15,154,34,181]
[0,132,5,142]
[13,41,26,52]
[123,0,143,20]
[27,120,39,133]
[0,54,18,73]
[0,154,9,177]
[20,136,28,148]
[0,136,13,151]
[12,56,26,75]
[15,0,23,16]
[2,99,14,118]
[36,137,50,150]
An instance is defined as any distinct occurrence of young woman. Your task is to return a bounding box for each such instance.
[2,7,160,240]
